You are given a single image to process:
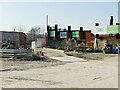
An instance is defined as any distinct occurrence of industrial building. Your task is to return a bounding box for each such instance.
[0,31,27,49]
[46,23,120,53]
[46,24,94,49]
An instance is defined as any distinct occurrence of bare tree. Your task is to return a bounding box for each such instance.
[18,26,25,32]
[27,27,41,41]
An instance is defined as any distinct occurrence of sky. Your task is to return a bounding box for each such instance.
[0,2,118,34]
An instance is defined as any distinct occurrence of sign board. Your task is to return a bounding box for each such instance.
[50,31,55,37]
[107,25,120,34]
[60,32,67,38]
[72,31,79,37]
[94,27,106,34]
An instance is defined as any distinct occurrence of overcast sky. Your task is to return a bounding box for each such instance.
[0,2,118,34]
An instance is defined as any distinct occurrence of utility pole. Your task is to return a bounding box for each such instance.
[46,15,48,26]
[45,15,49,48]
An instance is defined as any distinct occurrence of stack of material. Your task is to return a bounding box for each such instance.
[0,49,32,58]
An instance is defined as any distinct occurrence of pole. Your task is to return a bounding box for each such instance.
[45,15,49,48]
[47,15,48,25]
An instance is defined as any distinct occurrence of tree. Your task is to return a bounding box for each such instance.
[27,27,41,41]
[18,26,25,32]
